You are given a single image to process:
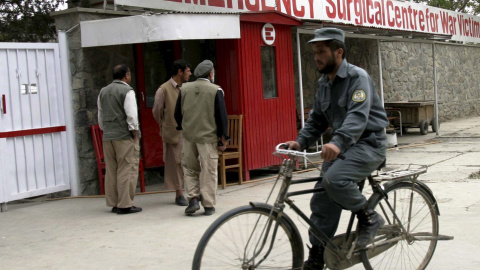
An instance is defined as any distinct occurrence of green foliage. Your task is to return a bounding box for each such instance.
[0,0,65,42]
[414,0,480,15]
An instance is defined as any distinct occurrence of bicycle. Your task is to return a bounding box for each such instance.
[193,144,453,269]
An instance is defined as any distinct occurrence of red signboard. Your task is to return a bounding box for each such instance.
[116,0,480,43]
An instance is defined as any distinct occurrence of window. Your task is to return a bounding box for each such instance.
[261,46,278,98]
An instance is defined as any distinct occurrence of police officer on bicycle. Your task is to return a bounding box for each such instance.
[284,28,389,269]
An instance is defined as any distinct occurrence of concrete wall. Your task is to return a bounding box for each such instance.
[53,8,148,195]
[381,42,480,120]
[293,33,480,122]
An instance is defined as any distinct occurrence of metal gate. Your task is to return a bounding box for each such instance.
[0,41,76,206]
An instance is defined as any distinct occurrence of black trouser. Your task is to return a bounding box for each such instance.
[309,134,387,246]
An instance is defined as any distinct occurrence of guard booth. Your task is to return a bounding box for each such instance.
[217,12,301,180]
[137,12,301,181]
[80,11,302,182]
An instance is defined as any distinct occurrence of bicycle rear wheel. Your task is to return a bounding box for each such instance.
[361,181,439,270]
[192,204,304,270]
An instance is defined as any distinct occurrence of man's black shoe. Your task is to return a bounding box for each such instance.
[175,195,188,206]
[355,207,385,247]
[303,244,325,270]
[117,206,142,215]
[111,207,117,213]
[204,207,215,216]
[185,197,200,215]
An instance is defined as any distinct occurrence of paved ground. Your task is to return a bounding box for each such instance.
[1,117,480,269]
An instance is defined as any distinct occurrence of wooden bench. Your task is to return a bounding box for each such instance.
[90,124,145,195]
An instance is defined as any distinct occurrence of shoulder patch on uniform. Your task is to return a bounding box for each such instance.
[352,89,366,102]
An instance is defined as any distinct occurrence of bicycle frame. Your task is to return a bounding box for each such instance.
[264,155,353,259]
[247,144,441,269]
[192,142,455,270]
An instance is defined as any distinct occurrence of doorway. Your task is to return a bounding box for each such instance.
[136,40,216,168]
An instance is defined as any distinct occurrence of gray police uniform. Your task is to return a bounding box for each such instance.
[296,59,389,246]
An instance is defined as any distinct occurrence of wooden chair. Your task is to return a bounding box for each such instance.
[218,115,243,189]
[90,124,145,195]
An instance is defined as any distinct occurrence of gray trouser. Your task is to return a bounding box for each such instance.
[309,137,386,246]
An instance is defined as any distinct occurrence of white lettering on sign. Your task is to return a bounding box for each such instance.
[115,0,480,43]
[262,23,275,45]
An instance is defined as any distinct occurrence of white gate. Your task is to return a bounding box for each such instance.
[0,41,76,206]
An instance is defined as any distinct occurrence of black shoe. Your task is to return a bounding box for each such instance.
[303,245,325,270]
[355,207,385,247]
[175,195,188,206]
[117,206,142,215]
[204,207,215,216]
[185,198,200,215]
[111,207,117,213]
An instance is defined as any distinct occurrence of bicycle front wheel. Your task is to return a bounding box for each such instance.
[362,181,439,270]
[192,204,304,270]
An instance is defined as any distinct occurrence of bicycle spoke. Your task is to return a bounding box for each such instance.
[193,206,304,269]
[361,183,438,270]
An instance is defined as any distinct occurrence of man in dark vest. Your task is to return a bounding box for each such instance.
[97,64,142,215]
[153,59,192,206]
[174,60,229,216]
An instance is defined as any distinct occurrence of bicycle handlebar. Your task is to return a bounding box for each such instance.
[275,143,345,159]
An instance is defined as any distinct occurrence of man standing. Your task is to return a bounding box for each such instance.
[174,60,228,216]
[98,64,142,215]
[283,28,389,269]
[152,59,192,206]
